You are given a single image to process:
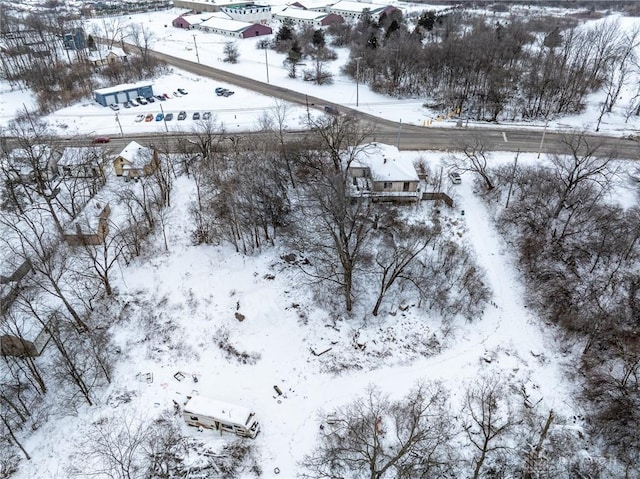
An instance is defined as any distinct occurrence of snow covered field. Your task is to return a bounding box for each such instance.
[2,4,640,478]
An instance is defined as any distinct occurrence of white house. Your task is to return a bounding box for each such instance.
[182,395,260,438]
[347,142,420,202]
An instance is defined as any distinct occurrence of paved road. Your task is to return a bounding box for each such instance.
[146,49,640,159]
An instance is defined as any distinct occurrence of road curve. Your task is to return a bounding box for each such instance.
[148,48,639,159]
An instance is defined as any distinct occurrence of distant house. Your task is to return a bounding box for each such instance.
[347,143,420,202]
[172,12,215,29]
[221,3,272,23]
[57,147,105,178]
[273,8,343,27]
[87,47,127,66]
[113,141,158,179]
[63,199,111,246]
[6,145,59,182]
[328,1,397,21]
[196,16,272,38]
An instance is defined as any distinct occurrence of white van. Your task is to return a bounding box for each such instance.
[182,396,260,439]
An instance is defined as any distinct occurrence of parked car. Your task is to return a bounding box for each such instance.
[156,113,164,121]
[109,103,119,111]
[129,99,139,107]
[145,113,154,122]
[202,111,211,120]
[178,111,187,120]
[135,114,145,122]
[192,112,200,120]
[324,105,339,116]
[162,93,171,100]
[173,91,182,97]
[146,96,155,103]
[155,95,166,101]
[123,102,131,109]
[137,97,148,105]
[92,136,110,144]
[178,88,188,95]
[165,113,174,121]
[222,90,235,97]
[215,87,226,96]
[449,171,462,184]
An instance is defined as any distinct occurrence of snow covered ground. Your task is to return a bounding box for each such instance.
[2,4,640,478]
[10,150,589,479]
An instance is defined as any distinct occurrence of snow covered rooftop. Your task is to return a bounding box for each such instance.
[117,141,151,166]
[350,143,419,182]
[94,81,152,95]
[330,0,388,13]
[183,395,256,428]
[57,147,102,167]
[275,7,330,20]
[86,47,126,63]
[199,16,258,32]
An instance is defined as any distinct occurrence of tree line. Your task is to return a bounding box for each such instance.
[454,131,640,477]
[338,9,640,122]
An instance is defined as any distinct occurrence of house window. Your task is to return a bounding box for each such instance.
[383,182,392,189]
[403,182,410,191]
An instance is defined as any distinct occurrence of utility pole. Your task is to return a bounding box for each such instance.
[537,120,548,159]
[115,113,124,137]
[193,34,200,64]
[159,103,168,132]
[264,47,270,84]
[505,149,519,208]
[396,119,402,149]
[355,57,361,107]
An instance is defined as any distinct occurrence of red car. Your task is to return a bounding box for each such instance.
[92,136,110,144]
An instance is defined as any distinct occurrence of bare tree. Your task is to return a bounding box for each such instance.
[73,412,149,479]
[301,382,456,479]
[450,135,494,190]
[463,375,518,479]
[371,220,438,316]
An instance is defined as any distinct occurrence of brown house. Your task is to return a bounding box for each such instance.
[113,141,158,179]
[63,200,111,246]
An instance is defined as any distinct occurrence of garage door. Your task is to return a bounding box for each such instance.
[117,92,128,103]
[104,94,117,105]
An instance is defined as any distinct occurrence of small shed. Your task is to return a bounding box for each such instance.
[94,82,154,107]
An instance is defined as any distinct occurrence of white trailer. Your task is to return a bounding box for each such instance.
[182,395,260,439]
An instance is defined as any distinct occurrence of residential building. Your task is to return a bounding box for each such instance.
[221,3,272,23]
[347,143,420,202]
[57,147,105,178]
[113,141,158,179]
[62,199,111,246]
[87,47,127,67]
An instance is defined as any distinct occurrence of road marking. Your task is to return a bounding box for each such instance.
[502,132,508,142]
